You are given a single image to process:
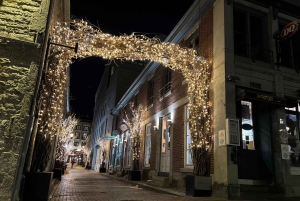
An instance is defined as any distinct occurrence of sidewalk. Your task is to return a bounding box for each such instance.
[99,172,300,201]
[49,166,300,201]
[100,172,187,197]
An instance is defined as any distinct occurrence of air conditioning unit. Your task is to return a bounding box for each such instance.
[225,118,240,146]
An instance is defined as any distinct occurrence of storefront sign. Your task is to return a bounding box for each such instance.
[281,21,298,39]
[219,130,226,146]
[257,94,273,101]
[281,144,290,160]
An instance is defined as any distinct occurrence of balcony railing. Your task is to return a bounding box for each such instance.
[234,44,273,63]
[147,96,153,107]
[159,82,171,99]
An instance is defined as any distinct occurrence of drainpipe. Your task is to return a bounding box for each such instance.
[12,0,55,200]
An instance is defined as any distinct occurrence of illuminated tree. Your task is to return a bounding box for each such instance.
[44,19,211,176]
[123,102,145,170]
[55,114,78,162]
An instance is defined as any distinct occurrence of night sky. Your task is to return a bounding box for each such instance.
[69,0,195,119]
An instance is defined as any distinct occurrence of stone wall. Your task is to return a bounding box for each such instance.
[0,0,51,200]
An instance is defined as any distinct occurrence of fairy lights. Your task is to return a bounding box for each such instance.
[123,102,146,170]
[41,19,210,175]
[55,114,79,161]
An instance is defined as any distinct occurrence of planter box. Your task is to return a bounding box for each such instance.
[99,167,106,173]
[186,174,212,197]
[53,168,62,180]
[128,170,141,181]
[23,172,53,201]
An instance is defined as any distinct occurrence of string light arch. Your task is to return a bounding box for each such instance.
[39,20,211,175]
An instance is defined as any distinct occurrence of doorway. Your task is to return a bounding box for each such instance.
[160,115,171,173]
[237,100,274,181]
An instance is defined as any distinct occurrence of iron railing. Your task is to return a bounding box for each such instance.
[159,82,171,99]
[147,96,153,107]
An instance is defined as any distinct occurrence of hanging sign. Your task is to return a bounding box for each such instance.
[280,21,298,39]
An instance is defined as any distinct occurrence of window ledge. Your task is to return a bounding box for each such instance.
[180,167,194,173]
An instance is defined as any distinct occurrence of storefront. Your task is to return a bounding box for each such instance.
[235,88,283,182]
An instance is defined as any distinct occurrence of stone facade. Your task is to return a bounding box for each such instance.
[0,0,69,200]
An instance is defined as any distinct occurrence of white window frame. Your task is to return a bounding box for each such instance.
[144,123,151,167]
[125,131,132,167]
[184,105,193,168]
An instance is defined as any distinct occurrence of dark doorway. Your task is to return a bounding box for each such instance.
[237,100,274,181]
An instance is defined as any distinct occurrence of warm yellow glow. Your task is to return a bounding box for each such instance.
[56,115,79,161]
[40,20,211,166]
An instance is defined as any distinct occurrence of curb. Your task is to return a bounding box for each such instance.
[100,173,186,197]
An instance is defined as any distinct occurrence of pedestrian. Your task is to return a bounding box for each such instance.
[71,159,75,168]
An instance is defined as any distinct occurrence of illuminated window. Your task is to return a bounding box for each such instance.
[144,124,151,166]
[185,106,192,165]
[241,101,255,150]
[125,132,132,166]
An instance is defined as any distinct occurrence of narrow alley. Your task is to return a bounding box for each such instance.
[49,165,226,201]
[48,165,300,201]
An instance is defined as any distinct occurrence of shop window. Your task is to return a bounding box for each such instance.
[241,101,255,150]
[233,3,271,63]
[110,138,117,167]
[185,106,193,166]
[126,132,132,166]
[116,134,123,166]
[144,124,151,166]
[285,102,300,166]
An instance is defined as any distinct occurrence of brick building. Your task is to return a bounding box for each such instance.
[0,0,70,200]
[91,60,146,172]
[92,0,300,199]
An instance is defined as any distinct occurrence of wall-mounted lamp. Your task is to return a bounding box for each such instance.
[227,75,240,82]
[154,126,158,132]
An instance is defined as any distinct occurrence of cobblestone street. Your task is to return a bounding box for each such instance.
[49,165,299,201]
[49,165,226,201]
